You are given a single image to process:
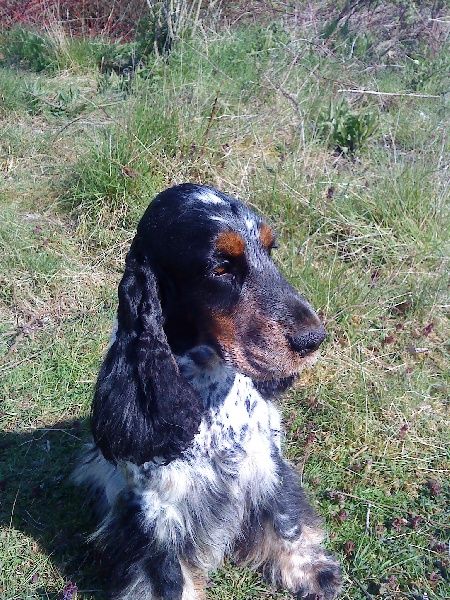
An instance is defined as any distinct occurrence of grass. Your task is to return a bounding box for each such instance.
[0,5,449,599]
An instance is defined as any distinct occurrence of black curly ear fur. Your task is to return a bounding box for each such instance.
[91,238,203,465]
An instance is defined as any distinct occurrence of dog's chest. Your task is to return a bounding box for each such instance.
[125,365,282,558]
[182,368,283,497]
[194,373,279,454]
[129,359,282,511]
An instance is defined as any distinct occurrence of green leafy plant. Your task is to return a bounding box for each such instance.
[3,27,56,72]
[318,97,378,155]
[22,81,85,115]
[22,80,46,114]
[51,86,86,115]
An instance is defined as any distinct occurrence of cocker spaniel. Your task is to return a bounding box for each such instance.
[74,183,341,600]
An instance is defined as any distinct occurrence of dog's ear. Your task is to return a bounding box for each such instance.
[91,238,203,465]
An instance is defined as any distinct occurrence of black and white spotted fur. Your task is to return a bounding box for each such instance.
[74,184,342,600]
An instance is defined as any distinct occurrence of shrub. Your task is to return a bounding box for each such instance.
[2,26,56,71]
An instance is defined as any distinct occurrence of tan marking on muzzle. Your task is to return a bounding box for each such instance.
[210,306,319,380]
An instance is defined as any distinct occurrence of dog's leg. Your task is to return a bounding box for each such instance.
[236,458,342,600]
[250,522,341,600]
[180,562,208,600]
[106,554,207,600]
[94,489,189,600]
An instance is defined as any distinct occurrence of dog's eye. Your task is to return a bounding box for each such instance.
[213,264,230,276]
[213,259,236,277]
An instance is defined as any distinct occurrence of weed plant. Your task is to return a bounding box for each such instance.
[0,4,449,600]
[317,98,378,155]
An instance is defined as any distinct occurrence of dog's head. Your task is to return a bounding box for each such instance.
[92,184,325,465]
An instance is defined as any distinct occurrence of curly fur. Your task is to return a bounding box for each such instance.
[74,184,341,600]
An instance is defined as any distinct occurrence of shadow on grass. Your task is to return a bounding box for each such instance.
[0,420,106,599]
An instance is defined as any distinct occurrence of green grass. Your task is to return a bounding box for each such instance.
[0,6,449,600]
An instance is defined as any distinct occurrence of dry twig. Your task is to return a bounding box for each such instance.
[338,89,441,99]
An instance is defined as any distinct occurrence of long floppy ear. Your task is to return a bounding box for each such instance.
[91,238,203,465]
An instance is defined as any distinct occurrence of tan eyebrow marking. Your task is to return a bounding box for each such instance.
[259,223,275,248]
[215,231,245,257]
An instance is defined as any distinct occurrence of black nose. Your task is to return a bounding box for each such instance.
[288,326,326,357]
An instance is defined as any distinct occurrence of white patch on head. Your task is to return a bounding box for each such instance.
[208,215,227,223]
[196,190,227,205]
[245,216,258,234]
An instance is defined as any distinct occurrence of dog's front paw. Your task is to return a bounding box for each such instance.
[296,551,342,600]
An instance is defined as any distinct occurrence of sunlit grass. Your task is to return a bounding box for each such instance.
[0,9,449,600]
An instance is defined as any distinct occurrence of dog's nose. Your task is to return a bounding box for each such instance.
[288,326,326,357]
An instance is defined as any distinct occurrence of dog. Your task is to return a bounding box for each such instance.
[74,183,342,600]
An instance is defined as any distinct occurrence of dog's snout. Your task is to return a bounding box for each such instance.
[288,326,326,357]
